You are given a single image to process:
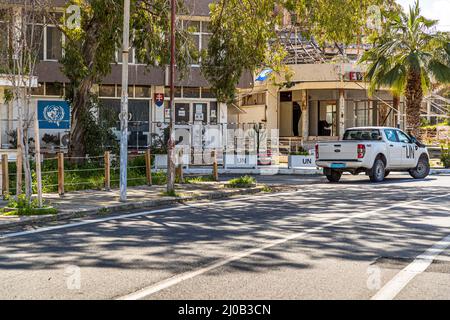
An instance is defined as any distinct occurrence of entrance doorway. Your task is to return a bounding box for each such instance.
[292,102,302,137]
[318,101,337,136]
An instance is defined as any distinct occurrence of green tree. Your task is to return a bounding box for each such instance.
[48,0,193,158]
[360,0,450,136]
[202,0,394,103]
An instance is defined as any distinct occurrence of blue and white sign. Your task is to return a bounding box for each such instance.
[255,68,273,82]
[38,100,71,129]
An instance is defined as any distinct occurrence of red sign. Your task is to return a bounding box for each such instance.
[154,93,164,107]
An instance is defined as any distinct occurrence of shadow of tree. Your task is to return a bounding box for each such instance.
[0,176,448,283]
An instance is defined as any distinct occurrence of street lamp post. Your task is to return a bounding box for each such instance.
[120,0,130,202]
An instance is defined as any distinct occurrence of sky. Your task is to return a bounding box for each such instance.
[396,0,450,31]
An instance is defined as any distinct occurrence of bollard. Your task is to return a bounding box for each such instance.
[145,149,152,186]
[2,154,9,197]
[57,152,64,196]
[212,150,219,182]
[176,149,184,184]
[104,151,111,191]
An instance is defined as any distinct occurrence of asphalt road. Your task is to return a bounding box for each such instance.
[0,174,449,300]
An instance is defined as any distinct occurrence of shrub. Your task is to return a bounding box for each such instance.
[227,175,256,188]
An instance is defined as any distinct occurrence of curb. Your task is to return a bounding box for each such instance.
[0,186,267,231]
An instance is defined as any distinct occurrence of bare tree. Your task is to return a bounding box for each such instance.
[0,1,44,201]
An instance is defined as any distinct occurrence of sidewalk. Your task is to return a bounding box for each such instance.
[0,182,274,231]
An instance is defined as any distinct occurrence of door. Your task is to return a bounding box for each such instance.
[280,102,292,136]
[384,129,402,167]
[396,130,417,167]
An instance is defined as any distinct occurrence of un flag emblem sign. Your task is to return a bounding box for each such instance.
[38,101,71,129]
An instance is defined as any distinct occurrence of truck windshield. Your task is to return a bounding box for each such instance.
[343,129,381,141]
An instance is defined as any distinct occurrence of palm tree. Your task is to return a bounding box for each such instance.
[360,0,450,137]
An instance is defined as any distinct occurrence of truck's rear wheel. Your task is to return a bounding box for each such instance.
[326,170,342,183]
[409,155,430,179]
[369,158,386,183]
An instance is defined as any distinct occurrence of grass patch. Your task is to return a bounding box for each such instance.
[261,184,273,192]
[161,190,180,197]
[226,175,256,188]
[1,194,57,216]
[185,175,215,184]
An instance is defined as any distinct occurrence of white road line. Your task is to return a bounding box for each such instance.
[116,193,450,300]
[0,190,304,239]
[372,234,450,300]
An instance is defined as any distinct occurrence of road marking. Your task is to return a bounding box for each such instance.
[372,234,450,300]
[116,193,450,300]
[0,190,307,239]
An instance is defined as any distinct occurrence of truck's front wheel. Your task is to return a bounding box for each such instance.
[369,158,386,183]
[326,170,342,183]
[409,155,430,179]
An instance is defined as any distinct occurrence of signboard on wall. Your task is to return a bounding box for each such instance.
[38,100,71,129]
[345,72,365,81]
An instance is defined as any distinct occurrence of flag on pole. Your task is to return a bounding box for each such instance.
[255,68,273,82]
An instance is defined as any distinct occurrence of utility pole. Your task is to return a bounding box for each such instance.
[120,0,130,202]
[167,0,176,193]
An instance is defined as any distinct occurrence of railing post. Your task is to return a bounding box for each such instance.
[212,150,219,182]
[104,151,111,191]
[57,152,64,196]
[2,154,9,198]
[145,148,152,186]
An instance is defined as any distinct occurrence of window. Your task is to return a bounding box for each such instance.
[46,26,62,60]
[175,103,190,124]
[31,83,45,96]
[164,86,182,98]
[183,87,200,98]
[210,101,218,124]
[397,130,411,143]
[201,87,215,99]
[45,82,64,96]
[343,129,381,141]
[135,86,151,98]
[183,19,212,65]
[384,129,398,143]
[99,85,116,97]
[117,85,134,98]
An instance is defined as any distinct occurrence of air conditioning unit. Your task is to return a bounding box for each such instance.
[60,132,70,149]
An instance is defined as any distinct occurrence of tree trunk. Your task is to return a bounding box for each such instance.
[404,70,423,137]
[68,79,92,159]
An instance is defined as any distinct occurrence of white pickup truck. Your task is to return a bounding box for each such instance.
[315,127,430,183]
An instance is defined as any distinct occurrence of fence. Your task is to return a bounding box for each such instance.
[0,148,221,197]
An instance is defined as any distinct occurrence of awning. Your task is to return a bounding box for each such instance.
[229,103,246,114]
[279,81,371,91]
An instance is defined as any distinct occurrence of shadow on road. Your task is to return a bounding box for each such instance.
[0,178,449,278]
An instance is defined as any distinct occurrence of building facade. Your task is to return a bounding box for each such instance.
[0,0,253,154]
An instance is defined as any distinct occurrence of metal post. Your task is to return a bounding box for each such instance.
[167,0,176,193]
[34,113,43,207]
[119,0,131,202]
